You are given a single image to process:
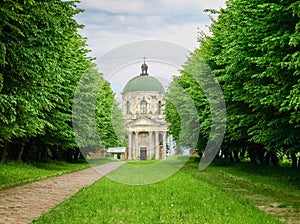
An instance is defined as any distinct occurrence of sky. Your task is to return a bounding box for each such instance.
[75,0,227,100]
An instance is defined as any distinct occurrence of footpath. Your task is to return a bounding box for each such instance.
[0,162,123,224]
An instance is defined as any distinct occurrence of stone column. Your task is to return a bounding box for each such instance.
[149,131,153,159]
[128,132,132,160]
[132,132,135,160]
[155,131,159,159]
[169,134,173,157]
[135,131,139,160]
[162,131,167,159]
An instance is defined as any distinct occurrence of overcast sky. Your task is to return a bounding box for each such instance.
[75,0,227,99]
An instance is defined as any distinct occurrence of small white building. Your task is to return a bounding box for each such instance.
[107,147,126,159]
[121,61,171,160]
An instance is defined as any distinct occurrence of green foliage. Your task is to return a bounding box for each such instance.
[166,57,208,150]
[96,81,126,148]
[166,0,300,165]
[0,1,124,162]
[72,65,105,153]
[0,0,93,162]
[166,50,226,154]
[73,64,126,155]
[111,102,127,146]
[0,0,86,143]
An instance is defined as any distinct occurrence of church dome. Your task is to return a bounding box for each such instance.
[122,60,165,94]
[122,75,165,94]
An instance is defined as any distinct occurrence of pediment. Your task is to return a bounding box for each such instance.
[127,115,166,127]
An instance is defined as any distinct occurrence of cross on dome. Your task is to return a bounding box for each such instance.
[141,56,148,76]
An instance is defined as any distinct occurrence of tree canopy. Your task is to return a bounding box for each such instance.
[166,0,300,167]
[0,0,125,162]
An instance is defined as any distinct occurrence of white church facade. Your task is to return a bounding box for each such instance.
[121,61,171,160]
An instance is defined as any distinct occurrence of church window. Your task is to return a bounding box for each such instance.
[126,101,130,114]
[140,100,147,114]
[158,101,162,114]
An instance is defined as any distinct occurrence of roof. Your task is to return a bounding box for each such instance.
[122,75,165,94]
[107,147,126,153]
[127,115,167,127]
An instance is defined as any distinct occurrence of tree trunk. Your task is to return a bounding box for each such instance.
[291,153,297,168]
[233,150,240,163]
[51,148,58,160]
[24,138,35,162]
[223,148,229,160]
[17,143,25,162]
[73,148,80,161]
[270,151,279,166]
[248,150,256,164]
[248,143,264,165]
[265,151,270,166]
[240,148,246,158]
[229,151,234,162]
[1,141,9,163]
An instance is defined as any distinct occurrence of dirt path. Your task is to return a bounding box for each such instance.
[0,162,123,224]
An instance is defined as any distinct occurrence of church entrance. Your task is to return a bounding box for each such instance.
[140,148,147,160]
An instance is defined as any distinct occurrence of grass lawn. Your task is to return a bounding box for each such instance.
[210,159,300,197]
[0,158,112,190]
[187,158,300,223]
[32,158,284,224]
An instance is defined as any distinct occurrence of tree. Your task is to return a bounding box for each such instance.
[166,0,300,166]
[198,0,300,165]
[96,80,126,148]
[73,64,126,158]
[0,0,91,162]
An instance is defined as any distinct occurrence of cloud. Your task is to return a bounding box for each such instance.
[75,0,226,57]
[74,1,226,97]
[159,0,225,11]
[77,0,225,14]
[77,0,145,13]
[77,8,208,32]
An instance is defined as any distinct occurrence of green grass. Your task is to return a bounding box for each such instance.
[189,158,300,222]
[210,158,300,197]
[87,157,117,166]
[32,159,282,224]
[0,158,112,190]
[126,159,160,165]
[106,156,190,185]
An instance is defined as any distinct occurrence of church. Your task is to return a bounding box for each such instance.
[121,60,169,160]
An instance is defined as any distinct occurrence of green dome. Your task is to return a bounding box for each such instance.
[122,75,165,94]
